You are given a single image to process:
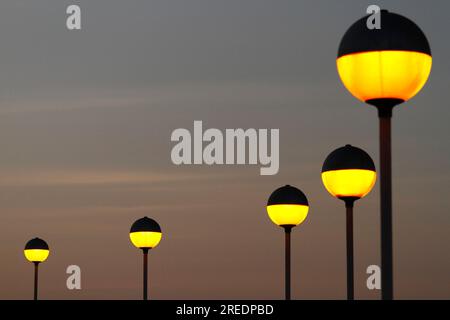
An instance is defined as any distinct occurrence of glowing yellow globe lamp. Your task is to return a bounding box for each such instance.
[322,145,376,202]
[337,9,432,300]
[24,237,50,300]
[322,145,376,300]
[266,185,309,300]
[129,216,162,300]
[337,10,432,111]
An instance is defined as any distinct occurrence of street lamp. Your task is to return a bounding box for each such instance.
[129,216,162,300]
[322,145,376,300]
[24,238,50,300]
[337,9,432,299]
[266,185,309,300]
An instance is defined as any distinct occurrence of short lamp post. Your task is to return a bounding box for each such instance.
[266,185,309,300]
[24,238,50,300]
[322,145,376,300]
[129,216,162,300]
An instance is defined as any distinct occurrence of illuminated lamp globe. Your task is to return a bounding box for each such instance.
[24,238,50,263]
[322,145,376,201]
[129,217,162,250]
[266,185,309,228]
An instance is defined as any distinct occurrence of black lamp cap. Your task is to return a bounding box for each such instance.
[267,185,309,206]
[338,10,431,57]
[24,238,49,250]
[322,145,376,172]
[130,216,161,233]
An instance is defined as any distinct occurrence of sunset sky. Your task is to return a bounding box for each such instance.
[0,0,449,299]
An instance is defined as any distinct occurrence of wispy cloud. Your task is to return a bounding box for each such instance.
[0,169,215,187]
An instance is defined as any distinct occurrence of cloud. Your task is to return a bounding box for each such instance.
[0,81,337,115]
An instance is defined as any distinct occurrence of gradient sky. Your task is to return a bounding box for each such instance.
[0,0,449,299]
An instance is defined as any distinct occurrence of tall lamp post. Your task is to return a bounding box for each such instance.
[321,145,377,300]
[129,216,162,300]
[24,238,50,300]
[266,185,309,300]
[337,10,432,299]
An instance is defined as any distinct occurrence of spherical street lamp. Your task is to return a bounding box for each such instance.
[24,237,50,300]
[337,9,432,300]
[129,216,162,300]
[322,145,376,299]
[267,185,309,300]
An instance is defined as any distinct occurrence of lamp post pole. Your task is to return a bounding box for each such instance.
[266,185,309,301]
[345,200,354,300]
[34,262,39,301]
[284,226,292,300]
[337,10,432,299]
[143,248,149,300]
[322,145,376,300]
[24,237,49,301]
[130,216,162,301]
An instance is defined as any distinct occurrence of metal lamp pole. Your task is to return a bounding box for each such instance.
[143,248,149,300]
[34,262,39,301]
[284,226,292,300]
